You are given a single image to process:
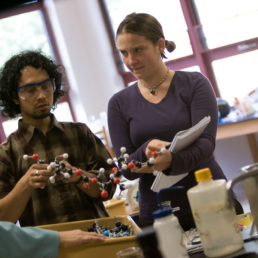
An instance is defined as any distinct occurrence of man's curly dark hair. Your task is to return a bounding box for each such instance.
[0,50,65,118]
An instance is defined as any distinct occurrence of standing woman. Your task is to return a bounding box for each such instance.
[108,13,242,230]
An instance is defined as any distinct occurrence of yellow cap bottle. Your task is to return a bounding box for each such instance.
[187,167,243,257]
[194,168,212,182]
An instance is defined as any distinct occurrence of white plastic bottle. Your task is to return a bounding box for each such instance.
[187,168,243,257]
[153,207,189,258]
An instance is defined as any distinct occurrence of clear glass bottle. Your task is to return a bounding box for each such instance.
[187,168,244,257]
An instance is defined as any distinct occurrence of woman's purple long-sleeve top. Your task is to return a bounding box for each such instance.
[108,71,226,221]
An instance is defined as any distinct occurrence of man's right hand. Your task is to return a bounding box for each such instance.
[23,164,55,189]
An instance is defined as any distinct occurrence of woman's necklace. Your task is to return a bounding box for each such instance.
[141,67,170,95]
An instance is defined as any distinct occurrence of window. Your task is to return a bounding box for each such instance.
[104,0,192,62]
[101,0,258,105]
[193,0,258,49]
[2,102,73,138]
[0,10,52,68]
[193,0,258,105]
[212,50,258,104]
[181,66,200,72]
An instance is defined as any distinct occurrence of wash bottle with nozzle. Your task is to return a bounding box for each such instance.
[152,186,189,258]
[187,168,243,257]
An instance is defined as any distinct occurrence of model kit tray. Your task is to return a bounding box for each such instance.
[38,215,141,258]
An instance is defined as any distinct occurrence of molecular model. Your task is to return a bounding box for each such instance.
[87,218,133,238]
[23,153,115,198]
[23,146,166,198]
[112,146,166,176]
[23,153,81,183]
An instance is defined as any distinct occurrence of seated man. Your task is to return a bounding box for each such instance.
[0,50,116,226]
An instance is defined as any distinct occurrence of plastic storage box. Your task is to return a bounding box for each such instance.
[104,198,127,216]
[38,215,141,258]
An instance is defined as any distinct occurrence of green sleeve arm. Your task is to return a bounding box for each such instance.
[0,221,59,258]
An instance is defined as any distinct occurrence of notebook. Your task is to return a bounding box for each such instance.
[151,116,211,192]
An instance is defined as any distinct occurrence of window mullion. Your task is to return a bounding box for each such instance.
[205,37,258,61]
[180,0,220,96]
[165,55,195,72]
[98,0,124,73]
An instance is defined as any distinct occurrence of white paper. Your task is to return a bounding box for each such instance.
[151,116,211,192]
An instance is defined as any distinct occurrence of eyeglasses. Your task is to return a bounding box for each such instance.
[16,78,55,98]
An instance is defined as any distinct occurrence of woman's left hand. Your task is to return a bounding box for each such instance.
[146,139,172,171]
[145,139,169,157]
